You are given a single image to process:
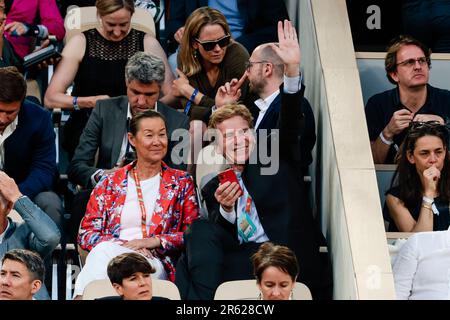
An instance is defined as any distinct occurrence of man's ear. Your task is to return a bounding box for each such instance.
[30,280,42,295]
[389,71,399,83]
[112,283,124,296]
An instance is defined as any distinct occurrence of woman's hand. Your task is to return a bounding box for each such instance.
[4,21,27,36]
[172,68,193,98]
[122,237,161,251]
[422,165,440,197]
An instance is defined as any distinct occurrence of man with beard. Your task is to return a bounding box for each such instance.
[365,35,450,164]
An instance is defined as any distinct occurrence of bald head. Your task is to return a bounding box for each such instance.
[252,43,284,79]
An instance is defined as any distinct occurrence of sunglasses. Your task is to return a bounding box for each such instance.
[195,34,231,51]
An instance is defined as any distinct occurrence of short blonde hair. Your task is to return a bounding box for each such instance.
[208,104,254,129]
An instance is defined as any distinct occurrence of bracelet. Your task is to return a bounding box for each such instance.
[73,96,80,110]
[421,203,432,211]
[422,196,434,205]
[184,88,199,115]
[379,131,393,145]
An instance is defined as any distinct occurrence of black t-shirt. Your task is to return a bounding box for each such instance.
[365,84,450,163]
[383,186,450,231]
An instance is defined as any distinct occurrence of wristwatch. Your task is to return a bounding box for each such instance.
[73,96,80,111]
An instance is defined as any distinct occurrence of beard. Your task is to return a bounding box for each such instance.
[249,77,267,96]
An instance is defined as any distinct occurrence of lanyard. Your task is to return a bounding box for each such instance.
[132,167,152,238]
[244,195,252,215]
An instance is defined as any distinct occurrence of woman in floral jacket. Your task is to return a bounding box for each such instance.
[74,110,199,299]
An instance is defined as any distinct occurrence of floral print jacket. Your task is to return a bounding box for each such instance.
[78,161,199,281]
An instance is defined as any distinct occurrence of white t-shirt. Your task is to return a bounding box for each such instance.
[119,173,161,241]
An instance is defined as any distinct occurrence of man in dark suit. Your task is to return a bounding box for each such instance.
[164,0,289,55]
[0,67,63,232]
[175,21,331,300]
[66,52,189,241]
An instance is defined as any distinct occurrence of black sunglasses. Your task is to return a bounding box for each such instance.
[195,34,231,51]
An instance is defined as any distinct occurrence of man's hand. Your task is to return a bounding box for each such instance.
[269,20,301,77]
[215,181,242,212]
[383,109,414,140]
[0,171,22,204]
[413,114,445,124]
[215,73,247,108]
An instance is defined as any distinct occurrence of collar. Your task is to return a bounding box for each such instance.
[254,90,280,113]
[127,102,158,118]
[0,116,18,137]
[393,84,432,113]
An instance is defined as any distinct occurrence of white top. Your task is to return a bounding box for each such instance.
[0,220,9,244]
[0,117,18,169]
[119,172,160,241]
[219,171,269,244]
[393,227,450,299]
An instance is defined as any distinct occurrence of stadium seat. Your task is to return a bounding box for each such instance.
[213,280,312,300]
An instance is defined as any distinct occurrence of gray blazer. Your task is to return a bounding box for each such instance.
[67,96,189,188]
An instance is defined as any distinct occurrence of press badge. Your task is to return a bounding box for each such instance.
[238,212,256,242]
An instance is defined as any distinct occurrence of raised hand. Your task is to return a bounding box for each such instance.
[0,171,22,204]
[215,73,247,108]
[269,20,301,76]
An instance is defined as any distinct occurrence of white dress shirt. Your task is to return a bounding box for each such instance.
[254,74,302,129]
[0,117,18,169]
[393,228,450,299]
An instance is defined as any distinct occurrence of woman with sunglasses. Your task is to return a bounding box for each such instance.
[384,121,450,232]
[172,7,249,122]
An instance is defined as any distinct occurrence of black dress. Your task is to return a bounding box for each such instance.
[62,28,145,160]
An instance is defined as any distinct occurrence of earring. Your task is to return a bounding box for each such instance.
[193,50,198,59]
[257,292,262,300]
[290,290,294,300]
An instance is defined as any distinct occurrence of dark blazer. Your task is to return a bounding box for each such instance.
[165,0,289,53]
[201,86,329,298]
[67,96,189,188]
[248,93,316,174]
[4,99,57,199]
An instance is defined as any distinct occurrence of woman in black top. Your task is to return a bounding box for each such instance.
[384,121,450,231]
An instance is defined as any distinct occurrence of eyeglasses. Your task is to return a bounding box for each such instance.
[396,56,429,68]
[244,60,271,71]
[195,34,231,51]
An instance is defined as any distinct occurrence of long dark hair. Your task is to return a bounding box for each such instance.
[392,121,450,208]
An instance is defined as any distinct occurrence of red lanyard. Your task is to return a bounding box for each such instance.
[132,167,150,238]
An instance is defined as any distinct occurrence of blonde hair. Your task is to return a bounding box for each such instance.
[95,0,135,17]
[178,7,231,77]
[208,104,254,129]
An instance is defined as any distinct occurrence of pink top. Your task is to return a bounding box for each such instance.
[5,0,65,58]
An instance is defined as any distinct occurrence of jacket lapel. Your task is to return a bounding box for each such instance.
[110,97,129,166]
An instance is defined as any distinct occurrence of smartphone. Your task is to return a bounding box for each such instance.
[218,169,242,193]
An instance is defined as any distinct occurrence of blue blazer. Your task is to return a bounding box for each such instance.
[4,100,57,199]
